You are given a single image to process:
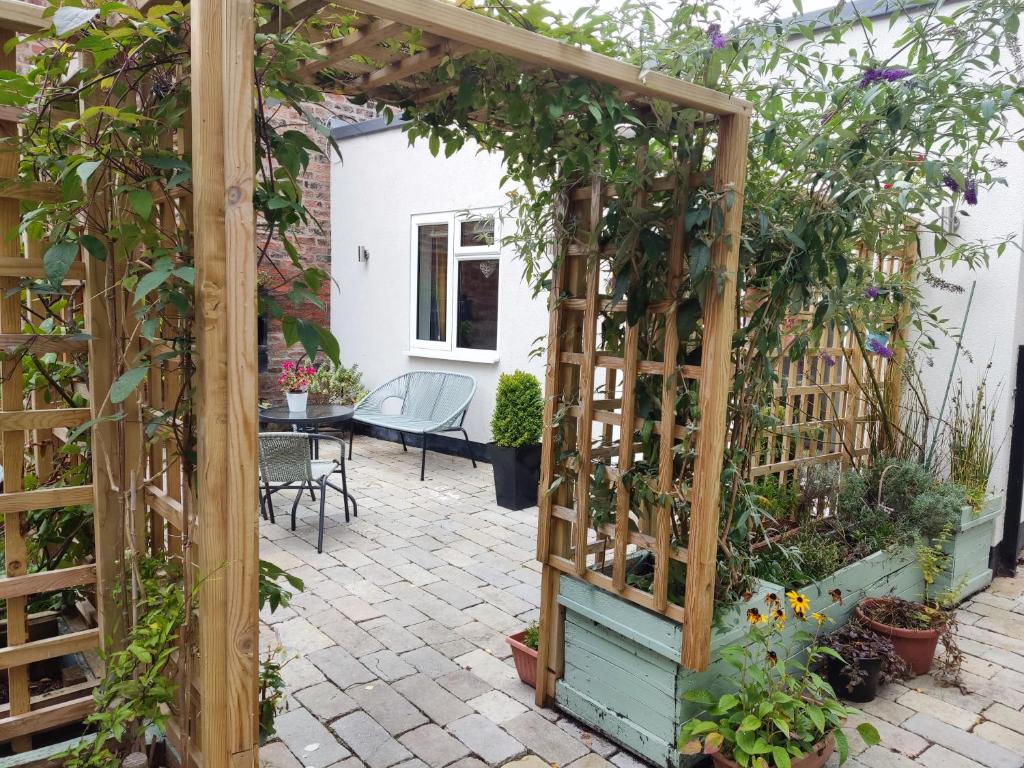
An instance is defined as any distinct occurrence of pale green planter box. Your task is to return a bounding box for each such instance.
[933,495,1002,600]
[554,547,925,768]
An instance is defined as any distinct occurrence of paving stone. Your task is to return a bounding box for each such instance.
[260,740,304,768]
[895,690,977,729]
[274,707,352,768]
[444,759,488,768]
[364,617,427,654]
[916,745,987,768]
[400,646,460,678]
[846,715,927,758]
[503,712,589,765]
[360,650,419,683]
[467,690,527,724]
[347,681,429,736]
[434,639,477,660]
[903,713,1021,768]
[566,755,616,768]
[452,650,516,689]
[855,746,919,768]
[308,646,376,688]
[609,751,648,768]
[393,674,473,727]
[424,580,483,610]
[555,719,617,758]
[435,669,492,702]
[392,761,429,768]
[334,595,385,623]
[277,618,336,655]
[331,711,414,768]
[501,758,549,768]
[446,714,526,766]
[859,697,913,726]
[399,724,471,767]
[973,720,1024,754]
[295,681,359,721]
[317,611,387,657]
[379,600,431,628]
[982,702,1024,735]
[325,760,367,768]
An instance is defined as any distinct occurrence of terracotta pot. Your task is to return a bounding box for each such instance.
[506,630,538,688]
[710,734,835,768]
[855,598,938,676]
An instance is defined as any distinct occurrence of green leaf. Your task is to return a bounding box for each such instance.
[703,731,724,755]
[856,722,880,746]
[771,746,791,768]
[76,160,102,185]
[53,6,99,36]
[128,189,153,219]
[739,715,762,732]
[110,366,149,404]
[807,705,825,733]
[43,241,79,285]
[316,326,340,366]
[683,689,715,706]
[80,234,107,262]
[134,268,171,303]
[834,727,849,765]
[715,693,740,713]
[679,740,702,756]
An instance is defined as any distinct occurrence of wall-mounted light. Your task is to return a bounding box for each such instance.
[357,245,370,262]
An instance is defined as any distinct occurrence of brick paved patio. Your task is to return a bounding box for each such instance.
[258,436,1024,768]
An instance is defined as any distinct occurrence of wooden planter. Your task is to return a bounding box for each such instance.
[933,495,1002,600]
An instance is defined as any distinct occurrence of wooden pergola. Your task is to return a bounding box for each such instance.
[0,0,750,765]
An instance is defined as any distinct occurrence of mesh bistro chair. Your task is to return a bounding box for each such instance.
[350,371,477,480]
[258,432,357,553]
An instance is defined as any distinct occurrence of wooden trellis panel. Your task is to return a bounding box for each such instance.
[0,25,100,748]
[534,111,751,704]
[750,236,917,487]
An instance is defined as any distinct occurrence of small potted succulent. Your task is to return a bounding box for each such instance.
[679,592,880,768]
[506,621,539,687]
[278,360,315,412]
[488,371,544,510]
[821,620,911,702]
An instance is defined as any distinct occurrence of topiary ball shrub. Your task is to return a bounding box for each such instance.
[491,371,544,447]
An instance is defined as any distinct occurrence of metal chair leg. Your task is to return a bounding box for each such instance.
[420,438,427,481]
[400,432,408,452]
[460,428,477,468]
[317,478,327,553]
[339,466,351,522]
[348,427,355,460]
[290,482,305,531]
[263,483,275,524]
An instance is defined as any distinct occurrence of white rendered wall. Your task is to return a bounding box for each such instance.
[330,127,548,443]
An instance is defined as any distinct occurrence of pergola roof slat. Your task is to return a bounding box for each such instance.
[302,18,405,78]
[332,0,753,114]
[361,40,473,91]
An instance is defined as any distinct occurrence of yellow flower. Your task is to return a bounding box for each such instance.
[787,590,810,620]
[747,607,767,625]
[812,612,827,626]
[772,608,786,628]
[765,593,780,610]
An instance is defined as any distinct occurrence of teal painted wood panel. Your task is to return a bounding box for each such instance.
[561,657,677,740]
[565,616,678,693]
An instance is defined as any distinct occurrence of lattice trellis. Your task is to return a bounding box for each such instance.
[534,111,751,699]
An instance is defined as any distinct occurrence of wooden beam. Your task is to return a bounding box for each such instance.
[0,334,90,354]
[0,0,44,32]
[0,628,99,670]
[302,19,402,79]
[0,407,91,433]
[682,111,751,671]
[144,483,184,532]
[0,564,96,600]
[335,0,752,114]
[0,177,61,203]
[192,0,260,760]
[0,695,95,742]
[360,41,473,90]
[0,257,86,280]
[0,485,94,514]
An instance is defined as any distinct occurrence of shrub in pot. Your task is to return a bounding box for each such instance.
[821,620,912,702]
[488,371,543,510]
[307,360,368,406]
[855,597,948,677]
[507,621,539,687]
[679,592,880,768]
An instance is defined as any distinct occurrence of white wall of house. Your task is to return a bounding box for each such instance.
[330,124,548,444]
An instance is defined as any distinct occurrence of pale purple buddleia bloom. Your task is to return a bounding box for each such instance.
[707,23,727,50]
[866,332,894,359]
[859,68,911,87]
[964,177,978,206]
[821,352,837,368]
[942,173,961,194]
[864,285,879,299]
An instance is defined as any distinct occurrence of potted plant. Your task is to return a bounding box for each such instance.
[278,360,315,412]
[854,597,946,677]
[488,371,544,510]
[679,592,880,768]
[506,621,539,687]
[820,619,911,702]
[307,360,368,406]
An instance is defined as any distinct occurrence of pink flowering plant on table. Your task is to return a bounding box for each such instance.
[278,360,315,393]
[678,593,880,768]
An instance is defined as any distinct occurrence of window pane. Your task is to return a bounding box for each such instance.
[459,217,494,248]
[456,259,499,350]
[416,223,448,342]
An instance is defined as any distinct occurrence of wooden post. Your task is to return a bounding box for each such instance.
[682,111,750,670]
[192,0,259,761]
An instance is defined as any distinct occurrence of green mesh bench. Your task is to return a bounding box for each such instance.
[349,371,477,481]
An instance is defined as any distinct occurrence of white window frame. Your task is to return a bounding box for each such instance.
[408,209,501,363]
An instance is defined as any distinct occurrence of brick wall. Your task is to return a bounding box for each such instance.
[259,95,375,402]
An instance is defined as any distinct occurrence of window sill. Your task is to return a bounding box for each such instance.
[405,348,500,365]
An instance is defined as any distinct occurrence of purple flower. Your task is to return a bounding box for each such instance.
[942,173,960,194]
[707,23,727,50]
[964,176,978,206]
[859,68,911,87]
[821,352,837,367]
[864,285,879,299]
[866,332,894,359]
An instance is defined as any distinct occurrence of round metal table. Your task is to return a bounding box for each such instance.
[259,404,354,431]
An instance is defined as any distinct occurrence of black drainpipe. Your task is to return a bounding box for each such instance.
[997,344,1024,575]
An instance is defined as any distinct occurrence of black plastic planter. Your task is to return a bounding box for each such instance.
[488,443,541,510]
[826,655,882,703]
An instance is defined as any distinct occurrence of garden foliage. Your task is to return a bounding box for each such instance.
[491,370,544,447]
